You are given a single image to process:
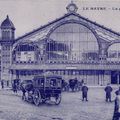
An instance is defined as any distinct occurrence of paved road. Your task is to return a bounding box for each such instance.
[0,87,116,120]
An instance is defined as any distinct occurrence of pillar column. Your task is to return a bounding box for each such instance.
[117,71,119,85]
[98,39,110,64]
[16,70,19,79]
[10,69,13,81]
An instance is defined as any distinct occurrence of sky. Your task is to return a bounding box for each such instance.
[0,0,120,38]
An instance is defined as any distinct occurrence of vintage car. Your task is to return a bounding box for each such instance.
[22,75,62,106]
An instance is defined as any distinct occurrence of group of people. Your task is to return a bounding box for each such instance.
[82,83,120,120]
[0,80,10,89]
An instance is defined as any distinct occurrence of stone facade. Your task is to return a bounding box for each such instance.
[1,2,120,85]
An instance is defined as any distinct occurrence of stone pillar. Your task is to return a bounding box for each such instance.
[117,71,119,85]
[9,70,12,81]
[16,70,19,79]
[12,70,16,80]
[98,40,110,64]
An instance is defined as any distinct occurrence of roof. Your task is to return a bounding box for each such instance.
[1,15,15,30]
[16,12,120,41]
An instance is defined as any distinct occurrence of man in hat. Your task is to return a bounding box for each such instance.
[104,83,113,102]
[81,83,88,101]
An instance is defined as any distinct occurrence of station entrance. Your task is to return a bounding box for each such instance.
[111,71,120,84]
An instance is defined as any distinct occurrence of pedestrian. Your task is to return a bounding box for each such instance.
[20,83,26,100]
[13,82,17,93]
[81,79,84,85]
[81,83,88,101]
[1,80,4,89]
[6,81,9,87]
[104,83,113,102]
[115,87,120,96]
[112,92,120,120]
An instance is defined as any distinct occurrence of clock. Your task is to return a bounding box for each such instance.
[69,5,76,12]
[66,2,78,13]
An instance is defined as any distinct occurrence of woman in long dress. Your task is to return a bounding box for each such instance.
[113,91,120,120]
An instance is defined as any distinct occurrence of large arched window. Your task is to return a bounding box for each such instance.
[47,23,99,63]
[107,43,120,62]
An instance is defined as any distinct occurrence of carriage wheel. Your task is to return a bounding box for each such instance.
[55,94,61,105]
[33,89,42,106]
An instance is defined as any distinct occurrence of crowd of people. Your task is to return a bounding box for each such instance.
[0,80,19,93]
[1,79,120,119]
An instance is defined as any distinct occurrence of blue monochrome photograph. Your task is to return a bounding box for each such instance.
[0,0,120,120]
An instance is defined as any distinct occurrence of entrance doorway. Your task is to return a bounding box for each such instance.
[111,71,120,84]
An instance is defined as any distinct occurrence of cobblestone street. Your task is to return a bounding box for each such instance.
[0,87,117,120]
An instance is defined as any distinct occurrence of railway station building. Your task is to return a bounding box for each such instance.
[1,2,120,85]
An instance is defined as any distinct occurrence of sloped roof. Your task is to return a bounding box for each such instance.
[16,12,120,41]
[1,15,15,30]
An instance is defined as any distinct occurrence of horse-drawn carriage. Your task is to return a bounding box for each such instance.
[69,78,83,92]
[21,75,62,106]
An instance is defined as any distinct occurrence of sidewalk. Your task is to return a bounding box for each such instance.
[0,87,12,91]
[86,84,120,88]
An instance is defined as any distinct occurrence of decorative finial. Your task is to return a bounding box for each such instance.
[6,15,9,19]
[66,1,78,13]
[71,0,73,3]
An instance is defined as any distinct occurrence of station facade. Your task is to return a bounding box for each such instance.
[1,2,120,85]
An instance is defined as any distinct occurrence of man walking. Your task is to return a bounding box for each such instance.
[115,86,120,96]
[1,80,4,89]
[104,83,113,102]
[13,82,17,93]
[81,83,88,101]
